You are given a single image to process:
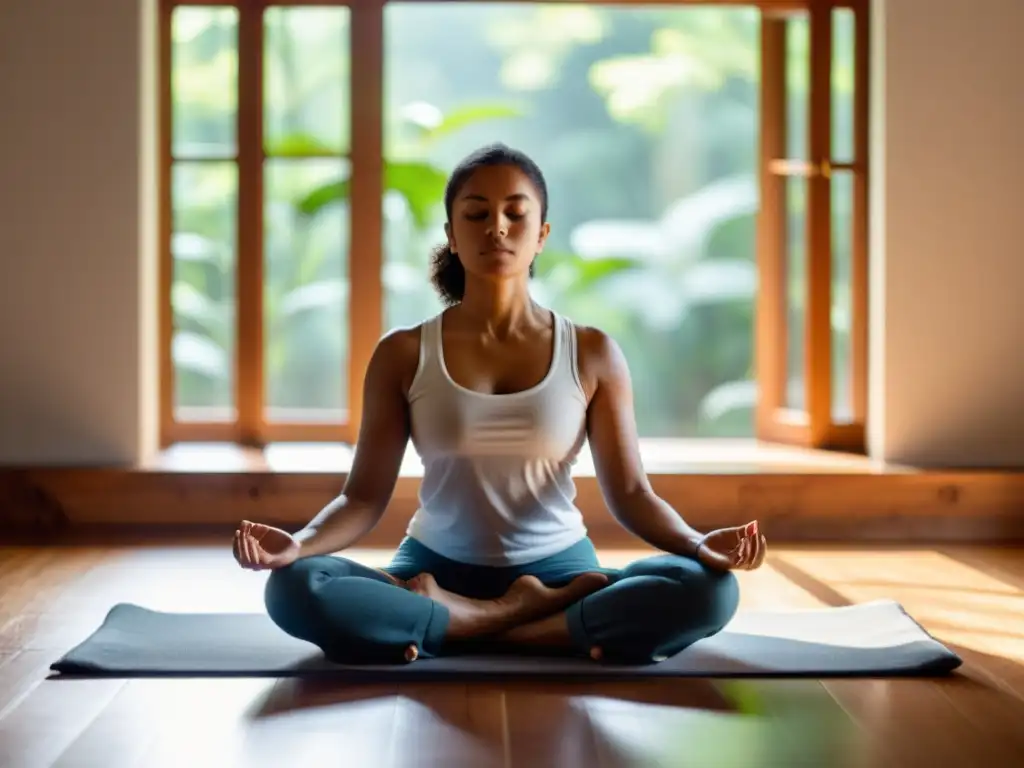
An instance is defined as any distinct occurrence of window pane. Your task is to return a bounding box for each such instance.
[383,4,759,437]
[264,159,350,421]
[831,170,853,422]
[784,176,806,412]
[264,7,350,155]
[786,12,809,160]
[171,162,238,420]
[171,6,238,159]
[832,8,855,164]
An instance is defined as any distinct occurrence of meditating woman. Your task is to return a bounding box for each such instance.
[231,143,767,665]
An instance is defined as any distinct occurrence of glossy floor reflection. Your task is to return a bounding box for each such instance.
[1,539,1023,767]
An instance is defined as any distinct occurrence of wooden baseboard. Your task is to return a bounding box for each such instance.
[3,464,1024,546]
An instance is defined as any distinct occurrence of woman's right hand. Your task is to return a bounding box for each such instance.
[232,520,301,571]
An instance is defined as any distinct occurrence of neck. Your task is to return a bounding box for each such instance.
[456,277,537,335]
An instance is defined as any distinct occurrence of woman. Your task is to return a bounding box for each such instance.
[232,143,767,666]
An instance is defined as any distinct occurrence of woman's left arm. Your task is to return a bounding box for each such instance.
[579,327,706,558]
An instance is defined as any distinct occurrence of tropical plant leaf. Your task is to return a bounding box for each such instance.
[297,178,350,217]
[420,103,525,142]
[386,161,447,228]
[265,132,339,157]
[573,255,639,288]
[297,160,446,229]
[537,251,639,292]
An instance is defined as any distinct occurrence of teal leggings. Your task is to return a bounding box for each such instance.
[264,536,739,665]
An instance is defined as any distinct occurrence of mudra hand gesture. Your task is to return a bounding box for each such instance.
[696,521,766,572]
[232,520,300,571]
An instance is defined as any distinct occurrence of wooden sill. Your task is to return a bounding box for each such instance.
[145,438,905,477]
[4,440,1022,544]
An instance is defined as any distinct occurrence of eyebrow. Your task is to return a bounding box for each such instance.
[461,193,532,203]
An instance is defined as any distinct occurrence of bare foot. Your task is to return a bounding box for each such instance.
[407,572,608,640]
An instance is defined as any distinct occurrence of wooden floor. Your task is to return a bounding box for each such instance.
[3,535,1024,767]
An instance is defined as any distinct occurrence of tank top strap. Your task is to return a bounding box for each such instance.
[553,311,586,400]
[408,312,444,403]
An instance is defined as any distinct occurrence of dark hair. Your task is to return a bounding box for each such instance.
[430,143,549,306]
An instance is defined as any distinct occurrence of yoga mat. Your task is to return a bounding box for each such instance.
[50,599,961,679]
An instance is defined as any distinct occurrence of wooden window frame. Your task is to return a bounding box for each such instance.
[158,0,868,452]
[756,0,869,451]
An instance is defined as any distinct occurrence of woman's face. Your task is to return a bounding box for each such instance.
[446,164,550,283]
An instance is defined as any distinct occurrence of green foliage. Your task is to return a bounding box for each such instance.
[169,5,857,436]
[417,103,527,144]
[383,161,449,228]
[294,157,449,230]
[295,177,348,218]
[265,133,336,157]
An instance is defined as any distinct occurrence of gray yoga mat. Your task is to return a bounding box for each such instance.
[50,599,961,679]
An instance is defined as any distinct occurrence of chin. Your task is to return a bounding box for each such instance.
[472,252,525,276]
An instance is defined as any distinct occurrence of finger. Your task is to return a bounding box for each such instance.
[238,530,253,567]
[752,534,768,569]
[238,532,251,567]
[232,531,242,563]
[737,536,750,563]
[743,535,760,569]
[247,534,263,568]
[711,551,734,571]
[724,534,743,556]
[740,536,754,567]
[243,534,259,569]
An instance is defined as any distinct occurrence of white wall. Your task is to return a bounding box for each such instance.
[0,0,157,465]
[0,0,1021,467]
[869,0,1024,467]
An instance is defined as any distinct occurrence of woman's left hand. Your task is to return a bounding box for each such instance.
[696,521,767,572]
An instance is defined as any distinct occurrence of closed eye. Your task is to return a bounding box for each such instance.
[463,210,527,222]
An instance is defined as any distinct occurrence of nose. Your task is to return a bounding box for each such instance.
[486,216,509,240]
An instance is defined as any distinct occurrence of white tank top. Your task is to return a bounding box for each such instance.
[405,310,590,566]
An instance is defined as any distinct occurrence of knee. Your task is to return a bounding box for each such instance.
[693,569,740,634]
[263,558,329,634]
[263,561,305,626]
[630,555,740,633]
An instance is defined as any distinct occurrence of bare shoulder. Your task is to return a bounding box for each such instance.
[573,324,631,400]
[370,322,425,395]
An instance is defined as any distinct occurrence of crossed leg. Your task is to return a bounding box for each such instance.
[264,551,738,665]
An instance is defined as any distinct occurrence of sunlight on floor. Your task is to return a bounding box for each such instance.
[776,550,1024,663]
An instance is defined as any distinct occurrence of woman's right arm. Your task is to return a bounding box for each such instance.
[290,328,417,558]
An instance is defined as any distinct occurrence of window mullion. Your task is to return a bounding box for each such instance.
[347,0,385,441]
[805,0,833,446]
[236,0,266,446]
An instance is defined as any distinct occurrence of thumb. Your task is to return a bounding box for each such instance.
[698,543,733,571]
